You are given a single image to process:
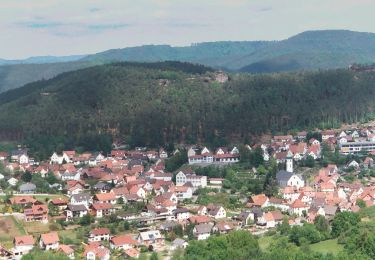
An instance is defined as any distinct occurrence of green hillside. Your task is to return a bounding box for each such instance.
[2,30,375,93]
[0,61,375,156]
[0,61,97,93]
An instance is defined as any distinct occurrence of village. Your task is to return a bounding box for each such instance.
[0,125,375,259]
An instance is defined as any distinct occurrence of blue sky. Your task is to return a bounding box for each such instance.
[1,0,374,59]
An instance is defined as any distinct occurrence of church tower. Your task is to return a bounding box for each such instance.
[286,151,293,173]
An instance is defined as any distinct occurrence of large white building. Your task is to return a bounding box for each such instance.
[175,171,207,189]
[188,146,240,165]
[340,141,375,155]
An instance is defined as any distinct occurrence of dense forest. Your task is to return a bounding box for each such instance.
[2,30,375,93]
[0,61,375,153]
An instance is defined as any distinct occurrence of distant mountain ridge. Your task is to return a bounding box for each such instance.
[0,55,86,66]
[1,30,375,93]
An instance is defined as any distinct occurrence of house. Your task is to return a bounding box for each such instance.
[110,235,138,250]
[83,242,110,260]
[173,208,190,221]
[297,131,308,140]
[169,186,193,200]
[289,199,309,216]
[50,152,63,165]
[263,211,284,228]
[39,232,59,250]
[268,197,290,212]
[193,223,214,240]
[188,147,214,164]
[61,171,81,181]
[149,172,173,182]
[89,228,111,242]
[206,204,226,219]
[19,183,36,194]
[274,135,293,142]
[13,235,34,257]
[247,194,269,208]
[94,193,117,204]
[0,151,9,161]
[8,177,18,186]
[234,211,254,227]
[24,204,49,223]
[137,230,164,246]
[9,196,37,206]
[159,221,180,232]
[212,222,234,234]
[50,198,68,212]
[94,182,113,193]
[276,170,304,189]
[171,238,188,250]
[364,157,374,169]
[58,244,75,259]
[175,171,207,189]
[0,244,12,259]
[159,148,168,159]
[70,193,92,207]
[208,178,224,186]
[90,203,115,218]
[321,130,336,140]
[65,204,88,221]
[348,160,360,169]
[324,205,339,219]
[188,215,213,225]
[11,149,29,164]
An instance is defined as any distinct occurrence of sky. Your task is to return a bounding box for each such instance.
[1,0,374,59]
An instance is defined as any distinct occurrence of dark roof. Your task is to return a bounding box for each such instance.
[94,182,111,190]
[67,204,87,212]
[194,223,213,234]
[71,193,91,201]
[173,208,189,214]
[19,183,36,191]
[160,221,179,230]
[238,211,253,221]
[276,170,293,182]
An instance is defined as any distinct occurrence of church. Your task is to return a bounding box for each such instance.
[276,151,305,189]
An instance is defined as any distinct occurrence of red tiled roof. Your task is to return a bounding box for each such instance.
[188,215,212,224]
[83,242,110,258]
[41,232,59,245]
[110,235,138,246]
[14,235,34,246]
[95,192,116,201]
[92,203,113,210]
[58,244,74,255]
[91,228,110,236]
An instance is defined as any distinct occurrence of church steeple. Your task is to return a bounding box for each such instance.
[286,151,293,173]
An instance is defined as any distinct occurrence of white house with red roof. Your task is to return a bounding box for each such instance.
[109,235,138,250]
[88,228,111,242]
[39,232,59,251]
[289,199,310,216]
[83,242,110,260]
[13,235,34,258]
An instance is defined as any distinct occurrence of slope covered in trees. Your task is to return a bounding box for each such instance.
[2,30,375,93]
[0,61,375,151]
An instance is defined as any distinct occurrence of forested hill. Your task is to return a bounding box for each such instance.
[2,30,375,93]
[83,30,375,72]
[0,61,375,149]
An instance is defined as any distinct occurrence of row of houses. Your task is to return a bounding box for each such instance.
[187,146,240,165]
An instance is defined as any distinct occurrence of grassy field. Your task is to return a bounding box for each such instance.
[0,194,68,201]
[23,221,51,234]
[0,216,26,248]
[310,239,343,255]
